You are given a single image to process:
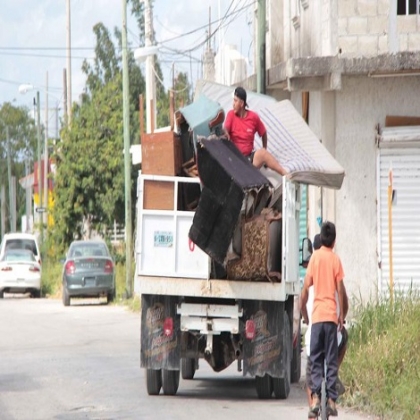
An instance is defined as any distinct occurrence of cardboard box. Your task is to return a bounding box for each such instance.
[141,131,182,175]
[143,180,175,210]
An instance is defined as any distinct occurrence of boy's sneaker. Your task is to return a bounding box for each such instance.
[327,398,338,417]
[336,376,345,396]
[309,394,320,416]
[307,411,317,419]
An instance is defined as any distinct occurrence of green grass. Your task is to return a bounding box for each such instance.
[41,259,140,312]
[341,291,420,419]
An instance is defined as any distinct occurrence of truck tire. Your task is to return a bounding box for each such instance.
[255,374,273,399]
[273,313,291,399]
[162,369,180,395]
[181,358,196,380]
[291,324,302,383]
[146,369,162,395]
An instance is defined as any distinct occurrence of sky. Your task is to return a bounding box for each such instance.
[0,0,255,119]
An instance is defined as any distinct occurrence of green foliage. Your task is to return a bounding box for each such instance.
[41,258,63,297]
[0,102,39,232]
[173,71,192,110]
[341,292,420,419]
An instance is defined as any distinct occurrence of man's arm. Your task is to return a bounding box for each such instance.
[223,128,231,140]
[261,132,268,149]
[337,280,345,331]
[300,275,312,325]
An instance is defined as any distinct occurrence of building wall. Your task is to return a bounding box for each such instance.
[276,0,420,60]
[334,75,420,302]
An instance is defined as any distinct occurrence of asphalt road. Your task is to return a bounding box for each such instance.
[0,296,372,420]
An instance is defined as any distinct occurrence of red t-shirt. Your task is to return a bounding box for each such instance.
[224,109,266,155]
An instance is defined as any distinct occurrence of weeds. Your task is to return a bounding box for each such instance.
[341,292,420,419]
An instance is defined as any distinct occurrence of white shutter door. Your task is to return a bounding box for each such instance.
[378,148,420,295]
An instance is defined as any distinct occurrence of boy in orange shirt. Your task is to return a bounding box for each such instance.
[301,222,345,418]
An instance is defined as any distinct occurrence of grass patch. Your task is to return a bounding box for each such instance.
[341,292,420,419]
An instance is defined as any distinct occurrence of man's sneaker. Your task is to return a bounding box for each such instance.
[309,394,320,415]
[307,411,317,419]
[336,376,345,396]
[327,398,338,417]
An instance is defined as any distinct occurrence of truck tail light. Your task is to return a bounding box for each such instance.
[1,266,12,271]
[29,266,40,272]
[65,260,76,275]
[245,320,255,340]
[163,317,174,337]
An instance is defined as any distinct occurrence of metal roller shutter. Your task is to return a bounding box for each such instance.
[378,139,420,296]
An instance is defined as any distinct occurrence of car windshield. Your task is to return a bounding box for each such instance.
[5,239,38,256]
[70,243,109,258]
[2,249,36,262]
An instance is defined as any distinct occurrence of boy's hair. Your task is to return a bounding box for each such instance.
[320,221,336,248]
[313,234,321,250]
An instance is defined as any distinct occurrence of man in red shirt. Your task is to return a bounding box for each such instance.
[223,87,288,176]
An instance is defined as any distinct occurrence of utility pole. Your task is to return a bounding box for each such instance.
[144,0,156,133]
[66,0,72,124]
[6,127,14,232]
[44,71,49,233]
[36,91,43,243]
[122,0,133,298]
[1,185,5,237]
[257,0,266,94]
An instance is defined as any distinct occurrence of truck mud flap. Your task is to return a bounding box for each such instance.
[140,294,180,370]
[242,300,285,378]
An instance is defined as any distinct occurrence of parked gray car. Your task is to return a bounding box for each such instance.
[62,240,115,306]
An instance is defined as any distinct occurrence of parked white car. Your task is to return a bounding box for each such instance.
[0,233,41,265]
[0,249,42,298]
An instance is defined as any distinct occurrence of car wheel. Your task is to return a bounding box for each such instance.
[0,289,4,299]
[31,290,41,298]
[146,369,162,395]
[255,374,273,399]
[62,285,70,307]
[273,313,292,399]
[107,289,116,304]
[162,369,180,395]
[181,357,196,380]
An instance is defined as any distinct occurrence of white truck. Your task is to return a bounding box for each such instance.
[135,90,344,399]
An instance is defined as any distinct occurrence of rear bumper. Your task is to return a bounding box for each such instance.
[67,285,114,297]
[0,276,41,292]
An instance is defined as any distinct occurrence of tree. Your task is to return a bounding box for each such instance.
[0,103,38,232]
[51,22,145,250]
[173,71,192,110]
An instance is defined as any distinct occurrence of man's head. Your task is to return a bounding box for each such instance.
[320,221,336,248]
[313,234,321,250]
[233,87,248,115]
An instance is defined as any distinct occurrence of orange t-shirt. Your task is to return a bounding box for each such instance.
[305,246,344,325]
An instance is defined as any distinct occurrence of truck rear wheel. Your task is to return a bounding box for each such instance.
[255,374,273,399]
[181,358,196,380]
[162,369,180,395]
[146,369,162,395]
[273,313,291,399]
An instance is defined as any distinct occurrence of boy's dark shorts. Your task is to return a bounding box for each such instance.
[306,326,348,389]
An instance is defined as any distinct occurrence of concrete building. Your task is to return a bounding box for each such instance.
[245,0,420,302]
